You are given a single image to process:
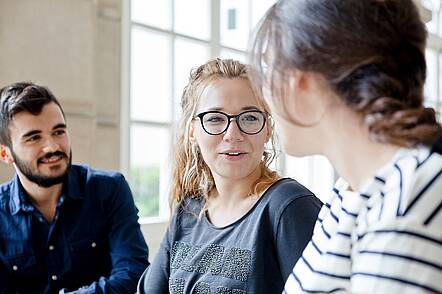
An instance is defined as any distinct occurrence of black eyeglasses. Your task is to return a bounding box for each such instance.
[195,110,268,135]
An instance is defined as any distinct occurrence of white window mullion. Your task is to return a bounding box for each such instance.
[211,0,221,58]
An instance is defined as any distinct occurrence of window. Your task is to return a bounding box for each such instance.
[125,0,283,219]
[424,0,442,118]
[124,1,439,219]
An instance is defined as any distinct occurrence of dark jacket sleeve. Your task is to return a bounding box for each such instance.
[137,211,177,294]
[275,194,322,280]
[0,255,12,294]
[65,175,150,293]
[137,230,172,294]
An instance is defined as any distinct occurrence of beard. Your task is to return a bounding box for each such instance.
[12,149,72,188]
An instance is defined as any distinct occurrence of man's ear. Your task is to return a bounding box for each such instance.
[0,145,13,164]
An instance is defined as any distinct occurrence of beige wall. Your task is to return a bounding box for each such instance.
[140,220,168,261]
[0,0,122,182]
[0,0,166,259]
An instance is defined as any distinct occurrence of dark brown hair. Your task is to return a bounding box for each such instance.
[250,0,441,147]
[0,82,64,147]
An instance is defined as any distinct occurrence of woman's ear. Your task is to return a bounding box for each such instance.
[282,69,329,126]
[189,123,197,144]
[0,145,13,164]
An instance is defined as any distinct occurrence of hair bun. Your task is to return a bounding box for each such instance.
[364,97,441,147]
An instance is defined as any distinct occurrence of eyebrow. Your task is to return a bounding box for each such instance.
[53,123,67,130]
[21,123,67,139]
[206,106,260,112]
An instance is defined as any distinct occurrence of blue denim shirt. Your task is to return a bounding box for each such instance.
[0,164,149,293]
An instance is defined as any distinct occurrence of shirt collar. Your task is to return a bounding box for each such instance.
[63,166,84,201]
[10,175,32,215]
[335,148,411,199]
[9,166,84,215]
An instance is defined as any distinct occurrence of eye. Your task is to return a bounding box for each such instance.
[244,115,258,121]
[26,135,40,142]
[204,114,226,124]
[53,129,66,136]
[241,113,261,123]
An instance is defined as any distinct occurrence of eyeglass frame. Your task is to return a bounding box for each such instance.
[194,110,269,135]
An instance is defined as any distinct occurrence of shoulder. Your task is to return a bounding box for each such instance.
[0,179,14,212]
[0,179,12,197]
[67,165,130,203]
[262,178,322,219]
[70,164,126,187]
[171,196,204,229]
[364,147,442,225]
[175,196,204,218]
[385,148,440,206]
[398,148,441,215]
[264,178,318,206]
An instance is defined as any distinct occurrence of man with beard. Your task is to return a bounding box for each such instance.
[0,82,149,293]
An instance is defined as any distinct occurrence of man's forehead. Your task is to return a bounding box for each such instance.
[9,103,66,135]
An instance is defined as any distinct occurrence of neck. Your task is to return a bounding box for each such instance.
[321,106,400,191]
[210,165,262,207]
[206,165,262,227]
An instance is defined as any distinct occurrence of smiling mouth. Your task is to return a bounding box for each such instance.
[40,155,64,164]
[221,152,246,156]
[38,152,67,165]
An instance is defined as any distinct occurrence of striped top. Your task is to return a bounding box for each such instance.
[284,147,442,293]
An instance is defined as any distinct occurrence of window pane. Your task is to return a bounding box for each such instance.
[284,155,334,203]
[130,124,171,217]
[220,0,250,50]
[131,0,171,30]
[437,52,442,118]
[424,0,439,34]
[251,0,276,28]
[219,48,246,62]
[174,0,210,40]
[131,27,171,122]
[174,38,210,119]
[424,49,438,107]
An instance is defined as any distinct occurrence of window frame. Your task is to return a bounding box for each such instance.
[122,0,270,222]
[122,1,442,224]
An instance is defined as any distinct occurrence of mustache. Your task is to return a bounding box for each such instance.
[37,151,68,163]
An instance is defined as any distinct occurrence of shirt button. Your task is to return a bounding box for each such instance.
[49,245,55,251]
[91,242,97,248]
[51,275,58,281]
[12,265,18,271]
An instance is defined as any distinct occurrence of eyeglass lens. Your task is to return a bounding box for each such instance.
[201,111,265,135]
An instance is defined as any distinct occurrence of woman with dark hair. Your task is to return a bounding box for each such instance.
[250,0,442,293]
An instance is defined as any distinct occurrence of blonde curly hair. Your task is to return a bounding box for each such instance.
[170,58,279,213]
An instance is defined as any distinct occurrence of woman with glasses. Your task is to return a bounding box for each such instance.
[249,0,442,293]
[137,58,321,293]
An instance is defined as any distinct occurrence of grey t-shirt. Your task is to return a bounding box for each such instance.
[138,178,322,294]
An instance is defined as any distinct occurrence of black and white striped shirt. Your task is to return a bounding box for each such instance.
[285,147,442,293]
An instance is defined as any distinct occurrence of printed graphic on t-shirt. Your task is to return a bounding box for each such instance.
[169,241,251,293]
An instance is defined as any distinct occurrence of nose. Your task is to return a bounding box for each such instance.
[223,119,244,142]
[42,137,60,153]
